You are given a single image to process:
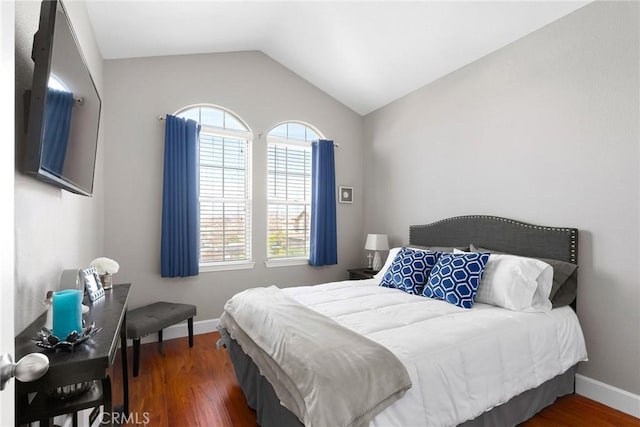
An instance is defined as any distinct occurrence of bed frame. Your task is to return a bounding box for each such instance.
[225,215,580,427]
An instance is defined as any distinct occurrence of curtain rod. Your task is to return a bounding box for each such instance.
[157,115,339,147]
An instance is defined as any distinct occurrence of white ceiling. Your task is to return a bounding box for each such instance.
[85,1,590,115]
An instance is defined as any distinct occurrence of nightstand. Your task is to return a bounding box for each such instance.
[348,268,378,280]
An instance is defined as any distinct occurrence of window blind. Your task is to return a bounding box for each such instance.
[267,142,311,258]
[200,133,251,263]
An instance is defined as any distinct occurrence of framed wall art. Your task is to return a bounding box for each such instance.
[338,186,353,204]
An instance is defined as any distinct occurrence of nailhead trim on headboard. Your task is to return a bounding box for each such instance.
[409,215,578,264]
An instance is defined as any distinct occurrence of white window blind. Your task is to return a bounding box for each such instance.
[200,133,250,263]
[177,105,252,267]
[267,122,323,260]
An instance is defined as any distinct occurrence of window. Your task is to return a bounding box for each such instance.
[48,74,69,91]
[176,105,253,270]
[266,122,323,265]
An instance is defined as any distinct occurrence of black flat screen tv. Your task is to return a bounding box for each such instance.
[24,0,101,196]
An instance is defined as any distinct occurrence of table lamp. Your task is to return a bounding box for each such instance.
[365,234,389,271]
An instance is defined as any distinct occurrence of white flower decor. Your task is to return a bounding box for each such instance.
[90,257,120,275]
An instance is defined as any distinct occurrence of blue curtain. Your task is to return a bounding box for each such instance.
[309,140,337,266]
[161,114,201,277]
[42,88,74,175]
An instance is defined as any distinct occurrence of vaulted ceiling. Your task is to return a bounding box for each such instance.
[86,1,589,115]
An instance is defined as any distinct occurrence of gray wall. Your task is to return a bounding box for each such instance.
[102,51,364,321]
[14,0,104,332]
[363,1,639,395]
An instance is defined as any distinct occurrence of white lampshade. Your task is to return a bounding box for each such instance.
[365,234,388,271]
[364,234,389,251]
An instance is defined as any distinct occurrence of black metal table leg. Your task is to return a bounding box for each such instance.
[102,377,112,426]
[120,312,129,415]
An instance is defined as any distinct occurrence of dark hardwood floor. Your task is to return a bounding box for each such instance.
[112,332,640,426]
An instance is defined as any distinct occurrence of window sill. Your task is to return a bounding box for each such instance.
[265,258,309,268]
[199,261,255,272]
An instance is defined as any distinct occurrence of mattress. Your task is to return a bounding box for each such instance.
[270,278,589,427]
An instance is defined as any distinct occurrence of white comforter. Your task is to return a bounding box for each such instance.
[281,278,588,427]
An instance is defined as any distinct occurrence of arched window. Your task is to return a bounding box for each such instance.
[48,74,69,92]
[176,105,253,269]
[266,121,323,264]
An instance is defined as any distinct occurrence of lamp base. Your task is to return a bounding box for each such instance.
[372,251,383,271]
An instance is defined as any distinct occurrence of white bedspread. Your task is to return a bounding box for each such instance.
[280,278,588,427]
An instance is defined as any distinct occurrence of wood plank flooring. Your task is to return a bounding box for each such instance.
[111,332,640,426]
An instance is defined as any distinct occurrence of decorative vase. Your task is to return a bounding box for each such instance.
[100,273,113,290]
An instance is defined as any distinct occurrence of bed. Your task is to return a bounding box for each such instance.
[218,215,587,427]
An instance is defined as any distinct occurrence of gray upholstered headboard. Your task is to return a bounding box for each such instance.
[409,215,578,264]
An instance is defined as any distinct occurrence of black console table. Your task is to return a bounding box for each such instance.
[15,283,130,426]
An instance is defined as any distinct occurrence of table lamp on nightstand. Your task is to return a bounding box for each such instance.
[365,234,389,272]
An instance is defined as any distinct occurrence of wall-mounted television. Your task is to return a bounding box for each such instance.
[23,0,101,196]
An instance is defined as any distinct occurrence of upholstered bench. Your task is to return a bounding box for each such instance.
[126,302,197,377]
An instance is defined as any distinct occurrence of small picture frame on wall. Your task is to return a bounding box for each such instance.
[81,267,105,302]
[338,186,353,204]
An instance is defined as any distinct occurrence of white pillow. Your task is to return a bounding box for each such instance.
[475,253,553,312]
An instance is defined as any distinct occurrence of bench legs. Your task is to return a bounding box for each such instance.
[131,317,194,378]
[133,339,141,377]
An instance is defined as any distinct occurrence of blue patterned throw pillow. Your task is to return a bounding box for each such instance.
[380,247,441,295]
[422,252,490,308]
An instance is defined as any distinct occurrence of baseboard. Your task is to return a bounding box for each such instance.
[128,318,219,346]
[576,373,640,418]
